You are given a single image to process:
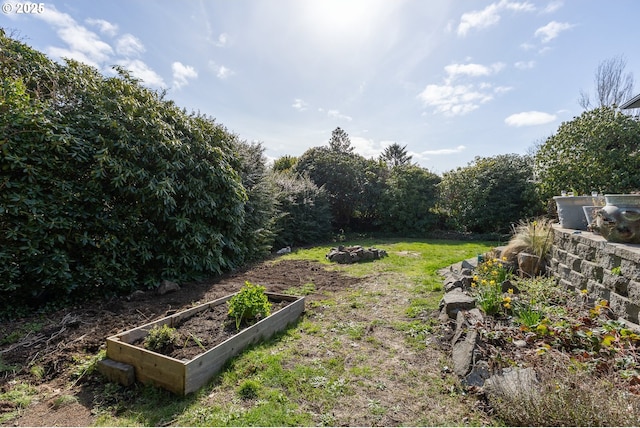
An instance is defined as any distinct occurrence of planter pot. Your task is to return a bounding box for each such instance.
[553,196,604,230]
[594,194,640,244]
[104,292,305,395]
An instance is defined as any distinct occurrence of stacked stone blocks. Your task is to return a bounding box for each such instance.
[550,225,640,325]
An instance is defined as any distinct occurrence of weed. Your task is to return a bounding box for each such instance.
[228,281,272,330]
[284,282,316,296]
[237,378,261,399]
[51,394,78,409]
[0,382,38,423]
[29,364,45,380]
[514,302,544,328]
[144,324,178,352]
[0,355,20,374]
[611,266,622,276]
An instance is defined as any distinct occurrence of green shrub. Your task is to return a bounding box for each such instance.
[0,33,249,309]
[228,281,272,330]
[535,106,640,201]
[269,171,332,248]
[438,154,542,233]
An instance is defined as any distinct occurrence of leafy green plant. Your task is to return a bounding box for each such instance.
[514,302,544,328]
[228,281,272,330]
[611,266,622,276]
[144,325,178,352]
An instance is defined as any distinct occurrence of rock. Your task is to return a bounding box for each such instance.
[513,339,527,348]
[461,259,476,270]
[440,290,475,319]
[326,245,387,264]
[484,367,538,398]
[465,360,491,387]
[517,252,542,278]
[276,246,291,254]
[452,329,478,377]
[127,290,146,301]
[501,279,519,293]
[157,280,180,295]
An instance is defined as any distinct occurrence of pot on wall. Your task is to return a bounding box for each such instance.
[553,195,604,230]
[594,194,640,244]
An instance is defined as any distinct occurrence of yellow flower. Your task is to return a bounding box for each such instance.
[502,256,507,261]
[580,289,588,295]
[481,279,487,285]
[508,288,514,294]
[489,280,496,286]
[533,220,538,228]
[503,302,511,309]
[599,300,608,307]
[503,296,512,303]
[473,275,479,282]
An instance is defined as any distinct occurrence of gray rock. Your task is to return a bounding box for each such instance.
[441,290,476,319]
[452,329,478,377]
[465,360,491,387]
[484,367,538,398]
[157,280,180,295]
[127,290,146,301]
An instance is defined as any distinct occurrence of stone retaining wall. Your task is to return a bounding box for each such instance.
[550,224,640,327]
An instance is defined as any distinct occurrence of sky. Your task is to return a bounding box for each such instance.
[3,0,640,173]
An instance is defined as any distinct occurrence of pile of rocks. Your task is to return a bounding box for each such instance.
[326,245,388,264]
[438,258,538,396]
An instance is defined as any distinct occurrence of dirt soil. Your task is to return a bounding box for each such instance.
[131,298,292,361]
[0,258,362,426]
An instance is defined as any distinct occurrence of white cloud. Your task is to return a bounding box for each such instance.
[542,1,563,13]
[327,109,353,121]
[292,98,308,111]
[172,62,198,88]
[445,62,505,79]
[534,21,574,43]
[515,60,536,69]
[209,61,234,79]
[457,0,535,36]
[351,137,385,159]
[505,111,556,126]
[117,59,166,88]
[214,33,229,47]
[116,34,145,57]
[85,18,119,37]
[35,7,113,67]
[418,145,467,156]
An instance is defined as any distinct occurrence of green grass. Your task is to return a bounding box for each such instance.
[0,382,38,424]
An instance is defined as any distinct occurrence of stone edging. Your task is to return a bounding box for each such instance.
[438,258,538,395]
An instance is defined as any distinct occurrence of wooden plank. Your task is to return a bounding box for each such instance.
[107,338,186,395]
[184,295,305,394]
[106,293,305,395]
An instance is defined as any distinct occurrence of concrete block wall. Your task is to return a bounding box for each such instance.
[550,225,640,326]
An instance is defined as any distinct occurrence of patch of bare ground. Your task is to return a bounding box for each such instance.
[1,258,488,426]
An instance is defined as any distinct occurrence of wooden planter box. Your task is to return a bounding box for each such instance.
[105,292,305,395]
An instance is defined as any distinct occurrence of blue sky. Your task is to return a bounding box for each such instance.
[3,0,639,173]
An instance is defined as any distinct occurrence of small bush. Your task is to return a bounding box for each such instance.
[144,324,178,352]
[228,281,272,330]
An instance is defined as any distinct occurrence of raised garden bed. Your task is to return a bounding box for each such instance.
[105,292,305,395]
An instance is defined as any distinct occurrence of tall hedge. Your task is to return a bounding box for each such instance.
[535,106,640,200]
[438,154,541,234]
[1,33,248,308]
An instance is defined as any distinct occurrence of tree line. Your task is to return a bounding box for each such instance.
[2,30,640,313]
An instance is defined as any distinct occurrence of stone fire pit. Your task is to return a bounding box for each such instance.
[326,245,388,264]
